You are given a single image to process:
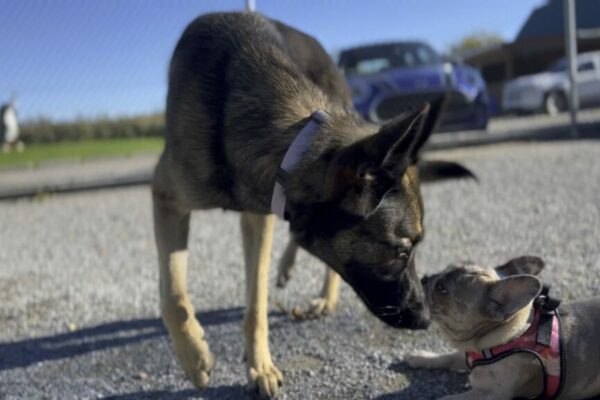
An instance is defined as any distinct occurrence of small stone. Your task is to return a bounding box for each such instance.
[135,371,149,380]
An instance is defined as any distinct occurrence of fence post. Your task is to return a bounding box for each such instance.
[564,0,578,138]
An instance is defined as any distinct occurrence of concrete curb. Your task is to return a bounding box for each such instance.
[1,120,599,201]
[0,172,152,200]
[427,119,600,151]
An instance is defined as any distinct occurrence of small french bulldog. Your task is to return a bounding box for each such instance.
[405,256,600,400]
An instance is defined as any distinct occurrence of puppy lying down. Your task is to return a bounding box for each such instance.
[406,256,600,400]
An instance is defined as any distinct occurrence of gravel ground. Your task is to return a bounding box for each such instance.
[0,140,599,399]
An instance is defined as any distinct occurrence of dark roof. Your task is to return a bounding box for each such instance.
[516,0,600,41]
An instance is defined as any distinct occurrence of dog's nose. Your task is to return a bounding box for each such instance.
[421,275,430,285]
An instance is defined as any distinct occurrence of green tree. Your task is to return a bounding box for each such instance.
[448,31,505,58]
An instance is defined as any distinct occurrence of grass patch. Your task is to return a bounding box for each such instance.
[0,137,164,168]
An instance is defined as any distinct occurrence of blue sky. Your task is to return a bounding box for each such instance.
[1,0,543,121]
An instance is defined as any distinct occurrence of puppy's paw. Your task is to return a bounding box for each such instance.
[404,350,441,370]
[247,362,283,399]
[291,297,337,320]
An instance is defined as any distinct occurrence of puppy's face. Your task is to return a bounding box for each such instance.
[421,257,544,342]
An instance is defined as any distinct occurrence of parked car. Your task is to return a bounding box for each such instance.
[338,42,491,131]
[502,51,600,115]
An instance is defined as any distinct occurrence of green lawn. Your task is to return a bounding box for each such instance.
[0,138,164,168]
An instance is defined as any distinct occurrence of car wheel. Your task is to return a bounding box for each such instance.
[544,91,567,116]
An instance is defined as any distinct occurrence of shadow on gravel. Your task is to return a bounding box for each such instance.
[0,307,284,371]
[373,361,468,400]
[101,385,248,400]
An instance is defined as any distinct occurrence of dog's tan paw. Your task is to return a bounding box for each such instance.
[247,362,283,399]
[404,350,440,369]
[171,328,215,388]
[291,297,337,320]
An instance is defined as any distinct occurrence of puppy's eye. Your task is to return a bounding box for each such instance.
[436,282,448,295]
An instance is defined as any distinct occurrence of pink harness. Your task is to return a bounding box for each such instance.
[466,290,565,400]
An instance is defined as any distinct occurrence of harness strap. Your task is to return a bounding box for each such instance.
[466,289,565,400]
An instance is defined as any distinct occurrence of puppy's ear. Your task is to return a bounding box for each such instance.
[484,275,542,321]
[495,256,545,277]
[418,160,477,183]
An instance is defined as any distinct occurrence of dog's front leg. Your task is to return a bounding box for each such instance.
[153,194,214,389]
[241,212,283,399]
[405,350,467,372]
[439,389,511,400]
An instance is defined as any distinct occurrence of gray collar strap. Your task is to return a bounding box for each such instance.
[271,110,330,219]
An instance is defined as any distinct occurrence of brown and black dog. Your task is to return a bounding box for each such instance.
[152,12,472,398]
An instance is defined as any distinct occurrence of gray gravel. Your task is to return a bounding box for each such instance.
[0,140,599,399]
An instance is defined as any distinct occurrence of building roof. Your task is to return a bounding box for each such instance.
[516,0,600,41]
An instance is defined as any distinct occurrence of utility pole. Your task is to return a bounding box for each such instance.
[246,0,255,12]
[564,0,578,137]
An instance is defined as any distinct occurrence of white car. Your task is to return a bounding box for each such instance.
[502,51,600,115]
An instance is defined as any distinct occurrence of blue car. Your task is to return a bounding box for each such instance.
[338,42,490,131]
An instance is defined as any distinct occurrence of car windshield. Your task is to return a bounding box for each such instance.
[339,43,440,76]
[547,59,566,72]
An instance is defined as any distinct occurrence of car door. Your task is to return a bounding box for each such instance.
[576,56,600,106]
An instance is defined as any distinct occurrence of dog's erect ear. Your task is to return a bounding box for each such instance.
[406,95,446,162]
[315,98,445,204]
[360,96,445,170]
[418,160,477,183]
[364,104,429,171]
[484,275,542,321]
[495,256,545,277]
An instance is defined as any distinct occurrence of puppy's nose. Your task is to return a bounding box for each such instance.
[408,311,430,329]
[407,303,431,330]
[421,275,430,285]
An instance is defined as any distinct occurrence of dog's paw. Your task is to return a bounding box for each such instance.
[290,297,337,320]
[247,362,283,399]
[171,327,215,388]
[404,350,440,370]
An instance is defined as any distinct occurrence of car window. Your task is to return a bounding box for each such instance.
[415,45,438,65]
[339,43,439,76]
[548,59,566,72]
[355,58,391,75]
[578,61,595,72]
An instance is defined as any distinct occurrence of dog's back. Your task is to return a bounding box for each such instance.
[270,19,352,108]
[558,299,600,398]
[155,12,335,212]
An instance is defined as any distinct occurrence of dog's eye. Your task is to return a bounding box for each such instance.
[436,282,448,295]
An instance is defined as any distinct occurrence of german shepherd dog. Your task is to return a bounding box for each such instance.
[153,12,472,398]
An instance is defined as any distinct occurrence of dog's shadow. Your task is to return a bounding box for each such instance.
[0,307,238,371]
[0,307,284,372]
[373,360,469,400]
[0,306,286,399]
[100,386,247,400]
